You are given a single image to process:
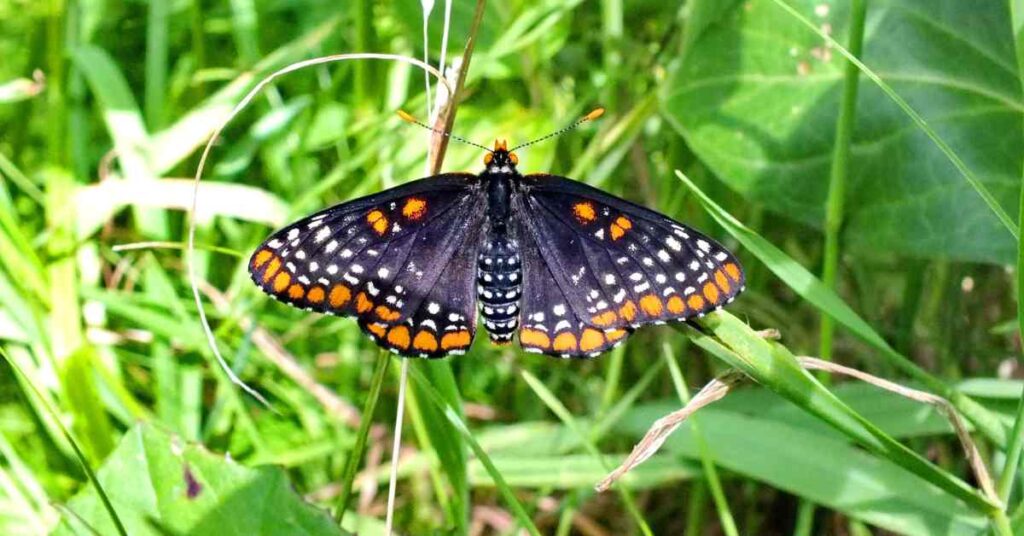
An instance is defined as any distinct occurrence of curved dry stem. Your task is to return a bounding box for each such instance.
[797,356,999,503]
[187,53,451,406]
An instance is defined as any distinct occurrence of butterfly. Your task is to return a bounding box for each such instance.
[249,111,744,359]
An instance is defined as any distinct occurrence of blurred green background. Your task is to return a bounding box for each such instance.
[1,0,1023,534]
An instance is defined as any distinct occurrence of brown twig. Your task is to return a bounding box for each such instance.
[428,0,487,174]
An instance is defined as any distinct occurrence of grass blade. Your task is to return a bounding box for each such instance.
[675,169,1009,448]
[408,365,542,536]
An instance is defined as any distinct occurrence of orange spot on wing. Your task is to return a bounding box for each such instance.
[262,257,281,282]
[667,295,686,314]
[386,326,411,350]
[702,282,720,304]
[329,285,351,308]
[615,216,632,230]
[714,270,731,293]
[687,294,705,311]
[724,262,741,282]
[610,223,625,240]
[619,300,637,322]
[605,328,628,343]
[579,328,606,352]
[307,286,326,304]
[402,198,427,220]
[367,209,389,235]
[552,332,578,352]
[253,250,273,268]
[367,322,387,338]
[573,201,596,223]
[375,305,401,322]
[639,295,663,316]
[413,331,439,352]
[273,271,291,293]
[288,284,305,300]
[591,310,617,327]
[520,328,550,349]
[355,292,373,313]
[441,330,472,350]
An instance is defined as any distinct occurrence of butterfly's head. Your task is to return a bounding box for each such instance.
[483,139,519,172]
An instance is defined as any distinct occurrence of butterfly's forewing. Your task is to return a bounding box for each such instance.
[249,173,485,356]
[513,174,744,358]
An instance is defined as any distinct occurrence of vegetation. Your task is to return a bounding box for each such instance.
[1,0,1023,534]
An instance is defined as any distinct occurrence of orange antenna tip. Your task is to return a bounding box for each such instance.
[584,107,605,121]
[397,110,417,123]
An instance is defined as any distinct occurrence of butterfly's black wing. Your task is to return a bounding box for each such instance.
[512,174,744,358]
[249,173,485,357]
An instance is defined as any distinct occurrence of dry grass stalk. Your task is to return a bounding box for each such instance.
[595,371,746,492]
[797,356,998,501]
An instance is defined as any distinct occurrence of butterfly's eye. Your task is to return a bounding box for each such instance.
[509,152,519,165]
[484,153,493,165]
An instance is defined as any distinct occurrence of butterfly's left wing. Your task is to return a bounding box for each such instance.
[513,174,744,358]
[249,173,485,357]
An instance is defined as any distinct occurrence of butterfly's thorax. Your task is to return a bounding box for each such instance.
[477,166,522,344]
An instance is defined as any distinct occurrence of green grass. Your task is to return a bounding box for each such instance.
[1,1,1023,534]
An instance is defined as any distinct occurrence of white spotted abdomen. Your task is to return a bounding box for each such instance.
[477,236,520,344]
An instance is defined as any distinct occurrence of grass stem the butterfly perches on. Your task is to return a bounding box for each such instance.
[249,109,745,358]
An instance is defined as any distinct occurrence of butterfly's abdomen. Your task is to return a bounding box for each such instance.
[477,236,521,345]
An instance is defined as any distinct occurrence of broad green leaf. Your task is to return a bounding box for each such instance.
[619,403,988,535]
[665,0,1022,263]
[53,424,343,536]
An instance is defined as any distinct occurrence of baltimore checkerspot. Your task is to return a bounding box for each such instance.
[249,109,744,358]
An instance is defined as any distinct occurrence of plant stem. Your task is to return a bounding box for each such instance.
[997,0,1024,507]
[385,359,409,534]
[334,350,391,525]
[662,342,739,536]
[819,0,867,366]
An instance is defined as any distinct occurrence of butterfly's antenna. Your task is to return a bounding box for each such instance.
[396,110,494,153]
[509,107,605,152]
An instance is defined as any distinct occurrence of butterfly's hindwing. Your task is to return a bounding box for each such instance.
[512,174,744,357]
[249,173,485,356]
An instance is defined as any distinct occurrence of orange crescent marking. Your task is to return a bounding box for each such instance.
[724,262,741,282]
[639,295,663,317]
[520,328,551,349]
[666,295,686,314]
[386,326,411,350]
[355,292,373,313]
[329,285,351,308]
[552,332,578,352]
[367,323,387,338]
[618,300,637,322]
[591,310,617,327]
[253,250,273,268]
[687,294,705,311]
[714,270,731,293]
[307,287,326,304]
[413,330,439,352]
[702,282,720,304]
[579,328,606,352]
[605,328,628,343]
[288,284,305,300]
[441,330,472,350]
[262,257,281,282]
[273,271,291,293]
